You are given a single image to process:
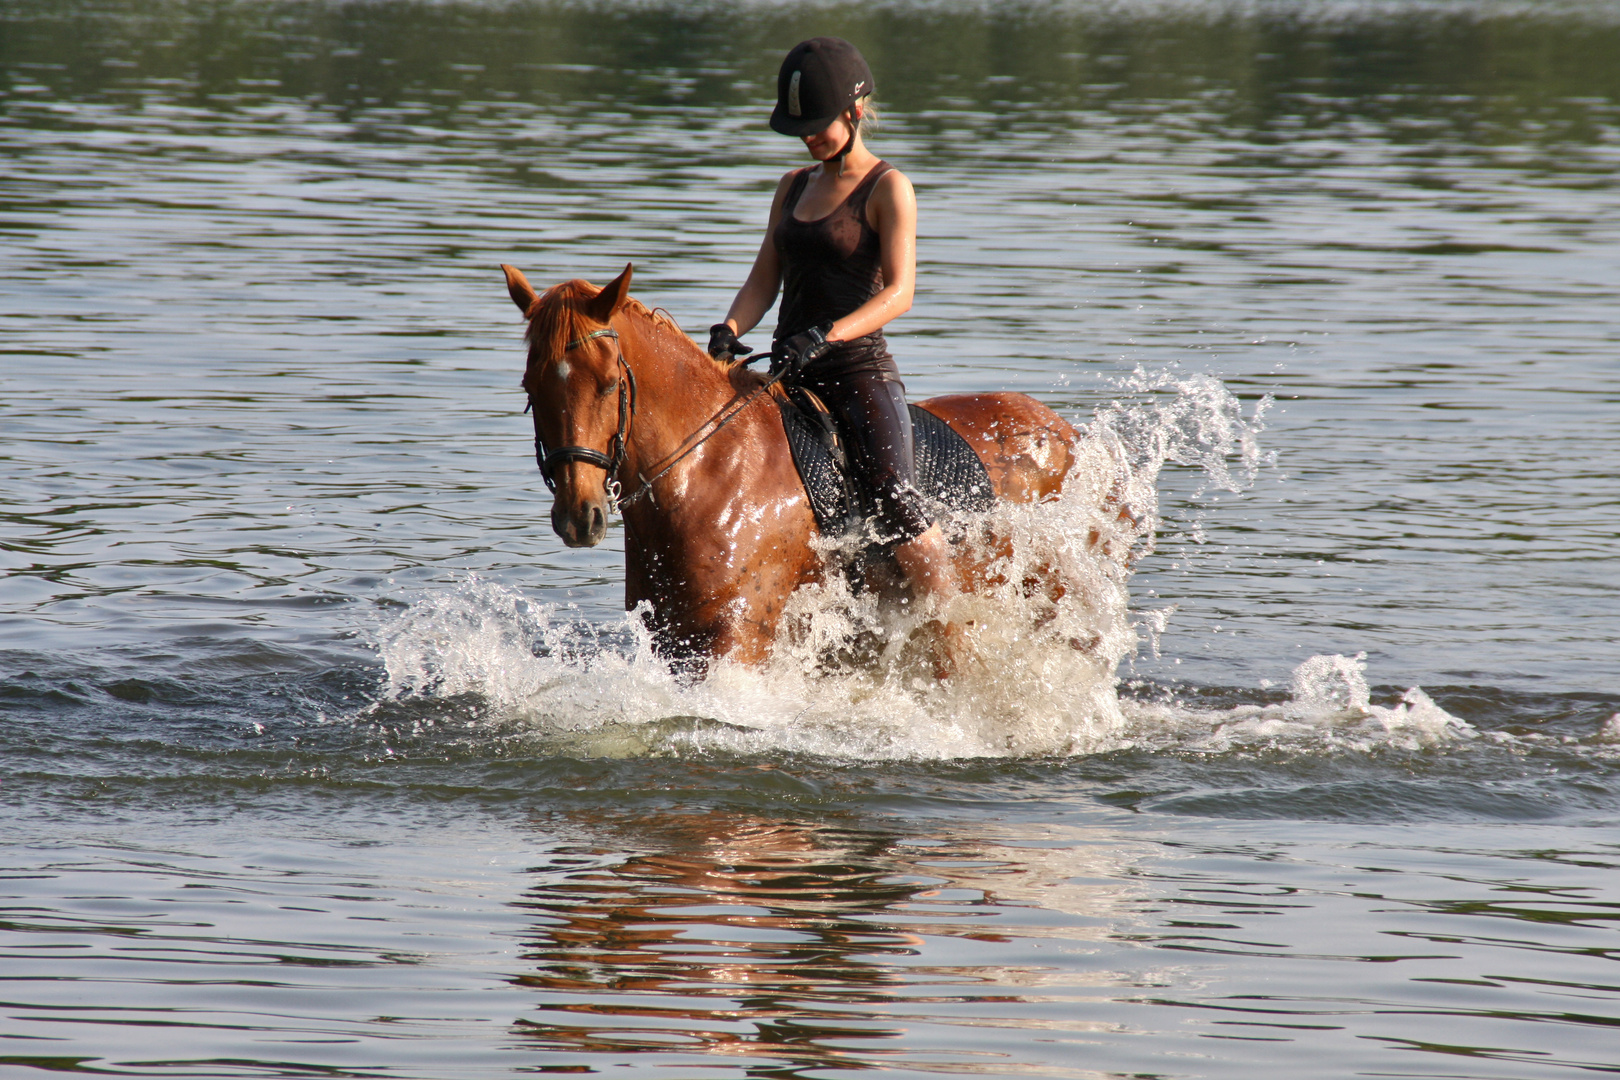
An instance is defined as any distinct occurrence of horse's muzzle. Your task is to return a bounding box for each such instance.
[552,495,608,548]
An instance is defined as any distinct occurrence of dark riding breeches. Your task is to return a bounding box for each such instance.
[796,369,934,544]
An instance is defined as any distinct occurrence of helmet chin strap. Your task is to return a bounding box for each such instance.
[829,106,860,175]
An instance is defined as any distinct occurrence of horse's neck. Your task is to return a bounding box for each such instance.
[622,318,741,466]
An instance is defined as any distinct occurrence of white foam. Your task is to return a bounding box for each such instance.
[366,375,1317,761]
[1123,652,1477,753]
[1594,713,1620,745]
[371,459,1148,760]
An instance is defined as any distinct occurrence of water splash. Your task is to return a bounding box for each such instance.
[365,375,1396,762]
[1293,650,1373,711]
[1093,367,1272,495]
[370,453,1146,759]
[374,581,688,736]
[1125,652,1476,754]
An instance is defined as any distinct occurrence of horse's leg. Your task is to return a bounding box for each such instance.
[626,553,792,669]
[623,469,822,671]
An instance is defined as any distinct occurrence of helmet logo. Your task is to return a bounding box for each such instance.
[853,79,867,96]
[788,70,802,116]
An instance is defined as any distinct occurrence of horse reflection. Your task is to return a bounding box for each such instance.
[507,813,986,1072]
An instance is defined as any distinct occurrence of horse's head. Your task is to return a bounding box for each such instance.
[503,262,635,548]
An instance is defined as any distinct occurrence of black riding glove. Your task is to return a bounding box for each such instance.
[773,322,835,376]
[707,323,752,361]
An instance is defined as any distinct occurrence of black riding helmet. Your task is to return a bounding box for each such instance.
[769,37,874,138]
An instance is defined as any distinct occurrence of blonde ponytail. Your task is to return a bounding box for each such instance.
[855,95,878,138]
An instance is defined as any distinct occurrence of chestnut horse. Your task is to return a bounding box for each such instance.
[503,262,1115,667]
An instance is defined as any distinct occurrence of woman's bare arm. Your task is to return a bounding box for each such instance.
[723,172,797,338]
[827,167,916,343]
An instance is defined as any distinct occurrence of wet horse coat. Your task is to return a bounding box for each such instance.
[504,263,1099,666]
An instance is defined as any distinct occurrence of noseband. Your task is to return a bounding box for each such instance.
[528,327,638,505]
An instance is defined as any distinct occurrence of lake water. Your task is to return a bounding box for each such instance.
[3,1,1618,1077]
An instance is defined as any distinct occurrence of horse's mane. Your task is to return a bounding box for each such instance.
[523,278,739,386]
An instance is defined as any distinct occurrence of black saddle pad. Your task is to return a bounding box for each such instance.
[775,387,995,539]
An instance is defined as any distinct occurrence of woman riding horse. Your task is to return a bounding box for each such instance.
[501,42,1133,672]
[708,37,958,614]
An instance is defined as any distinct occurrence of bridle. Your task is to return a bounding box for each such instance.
[528,327,637,508]
[525,323,783,515]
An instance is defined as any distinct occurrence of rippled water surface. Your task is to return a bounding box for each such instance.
[3,1,1618,1077]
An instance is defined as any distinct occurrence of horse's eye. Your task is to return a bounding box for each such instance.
[600,379,619,397]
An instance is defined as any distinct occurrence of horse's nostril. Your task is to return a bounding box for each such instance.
[590,505,605,536]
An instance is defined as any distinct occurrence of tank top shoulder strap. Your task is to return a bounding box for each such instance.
[781,167,814,216]
[848,160,893,224]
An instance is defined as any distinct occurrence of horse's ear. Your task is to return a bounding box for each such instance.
[502,264,538,315]
[585,263,633,324]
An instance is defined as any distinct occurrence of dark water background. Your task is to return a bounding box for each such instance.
[3,1,1618,1077]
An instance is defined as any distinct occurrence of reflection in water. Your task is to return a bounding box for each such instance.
[511,816,951,1071]
[507,813,1148,1075]
[1,815,1615,1079]
[500,815,1620,1079]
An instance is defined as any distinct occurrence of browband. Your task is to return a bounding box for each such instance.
[565,328,619,350]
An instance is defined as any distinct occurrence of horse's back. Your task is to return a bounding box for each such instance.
[916,392,1079,503]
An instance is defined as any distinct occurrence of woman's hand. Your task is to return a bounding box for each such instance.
[772,322,835,375]
[707,323,753,361]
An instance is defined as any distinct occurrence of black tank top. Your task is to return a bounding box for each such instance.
[773,160,897,379]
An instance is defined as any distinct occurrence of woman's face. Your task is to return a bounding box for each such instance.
[802,111,856,161]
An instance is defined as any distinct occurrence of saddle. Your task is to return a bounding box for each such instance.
[774,385,996,541]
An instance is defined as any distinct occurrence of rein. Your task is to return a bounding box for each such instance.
[527,325,779,514]
[615,354,781,510]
